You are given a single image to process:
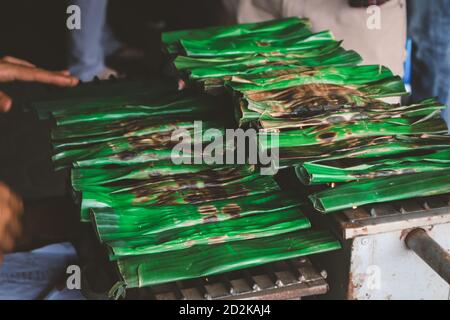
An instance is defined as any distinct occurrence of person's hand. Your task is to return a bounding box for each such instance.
[0,56,79,112]
[0,182,23,264]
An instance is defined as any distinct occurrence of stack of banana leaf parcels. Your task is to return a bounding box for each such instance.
[164,17,450,214]
[37,80,340,295]
[36,17,450,296]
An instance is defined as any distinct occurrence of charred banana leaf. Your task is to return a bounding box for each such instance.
[163,17,310,54]
[270,135,450,168]
[80,169,280,221]
[91,191,304,243]
[260,117,447,151]
[309,170,450,213]
[245,93,440,123]
[181,30,336,57]
[71,162,233,190]
[228,65,406,95]
[53,94,218,126]
[296,148,450,185]
[100,206,310,259]
[176,48,362,79]
[114,230,341,288]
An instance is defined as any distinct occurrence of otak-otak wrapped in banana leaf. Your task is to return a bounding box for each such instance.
[75,164,256,193]
[52,93,219,126]
[91,191,305,243]
[164,17,368,98]
[227,65,406,95]
[99,206,310,259]
[175,47,362,80]
[163,17,310,55]
[71,161,232,190]
[309,170,450,213]
[257,99,444,130]
[266,134,450,168]
[53,120,211,151]
[32,80,176,119]
[180,30,336,57]
[80,167,280,221]
[296,148,450,185]
[113,230,340,289]
[260,117,447,153]
[53,124,226,170]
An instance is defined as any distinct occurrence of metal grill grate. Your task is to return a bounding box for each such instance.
[336,194,450,239]
[127,258,328,300]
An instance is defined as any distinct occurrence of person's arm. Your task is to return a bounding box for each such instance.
[0,56,78,261]
[0,182,23,263]
[0,55,79,112]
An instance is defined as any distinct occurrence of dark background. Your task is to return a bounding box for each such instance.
[0,0,225,70]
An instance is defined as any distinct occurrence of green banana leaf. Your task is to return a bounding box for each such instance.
[163,17,310,54]
[71,162,237,190]
[114,230,341,288]
[53,120,215,152]
[74,165,256,192]
[296,148,450,185]
[47,89,189,119]
[244,93,440,122]
[80,172,280,221]
[260,117,447,152]
[70,148,181,170]
[53,125,226,169]
[309,170,450,213]
[91,191,304,242]
[100,207,310,259]
[237,95,442,132]
[31,80,176,119]
[53,117,192,142]
[227,65,406,96]
[53,94,218,126]
[259,105,445,130]
[181,30,336,57]
[176,48,362,79]
[272,135,450,168]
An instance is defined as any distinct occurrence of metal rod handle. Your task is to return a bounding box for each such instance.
[405,229,450,285]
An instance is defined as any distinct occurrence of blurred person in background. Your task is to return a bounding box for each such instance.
[68,0,147,82]
[68,0,122,81]
[408,0,450,133]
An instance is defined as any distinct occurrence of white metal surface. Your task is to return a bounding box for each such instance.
[348,224,450,300]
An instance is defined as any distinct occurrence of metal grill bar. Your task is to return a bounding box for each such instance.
[337,194,450,239]
[144,258,329,300]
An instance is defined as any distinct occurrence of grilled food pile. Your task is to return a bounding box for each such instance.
[33,17,449,296]
[165,17,450,214]
[35,79,339,294]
